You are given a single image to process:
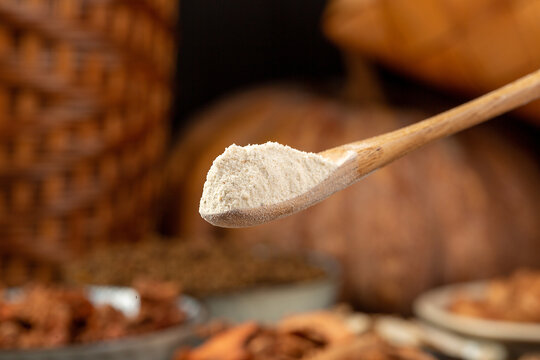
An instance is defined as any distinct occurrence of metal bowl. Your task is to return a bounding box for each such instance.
[0,286,207,360]
[202,252,341,323]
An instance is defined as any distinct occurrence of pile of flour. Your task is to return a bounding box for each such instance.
[199,142,338,215]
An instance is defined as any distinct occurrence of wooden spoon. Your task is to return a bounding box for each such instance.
[202,69,540,228]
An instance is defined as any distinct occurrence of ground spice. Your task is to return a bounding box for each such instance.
[64,237,326,297]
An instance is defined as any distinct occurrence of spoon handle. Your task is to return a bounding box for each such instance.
[350,68,540,176]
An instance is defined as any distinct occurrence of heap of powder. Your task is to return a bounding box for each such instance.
[199,142,338,215]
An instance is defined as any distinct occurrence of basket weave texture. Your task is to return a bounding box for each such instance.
[0,0,177,285]
[324,0,540,123]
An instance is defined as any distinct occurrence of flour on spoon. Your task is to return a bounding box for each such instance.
[199,142,338,215]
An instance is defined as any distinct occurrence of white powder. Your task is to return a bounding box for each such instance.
[199,142,338,215]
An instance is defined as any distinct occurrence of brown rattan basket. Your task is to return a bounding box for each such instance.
[0,0,177,285]
[323,0,540,124]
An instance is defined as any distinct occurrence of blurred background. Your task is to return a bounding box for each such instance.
[1,0,540,358]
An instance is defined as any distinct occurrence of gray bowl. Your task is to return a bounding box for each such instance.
[0,286,207,360]
[202,252,341,323]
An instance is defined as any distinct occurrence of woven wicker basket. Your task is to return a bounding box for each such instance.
[0,0,177,285]
[323,0,540,124]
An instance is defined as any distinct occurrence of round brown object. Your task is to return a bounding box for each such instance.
[323,0,540,125]
[164,85,540,312]
[0,0,177,285]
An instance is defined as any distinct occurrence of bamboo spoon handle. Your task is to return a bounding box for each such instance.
[325,68,540,178]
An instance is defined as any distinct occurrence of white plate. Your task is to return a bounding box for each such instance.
[414,282,540,343]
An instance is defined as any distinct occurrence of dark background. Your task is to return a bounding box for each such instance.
[173,0,344,131]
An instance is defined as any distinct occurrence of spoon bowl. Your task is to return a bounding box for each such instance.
[201,151,358,227]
